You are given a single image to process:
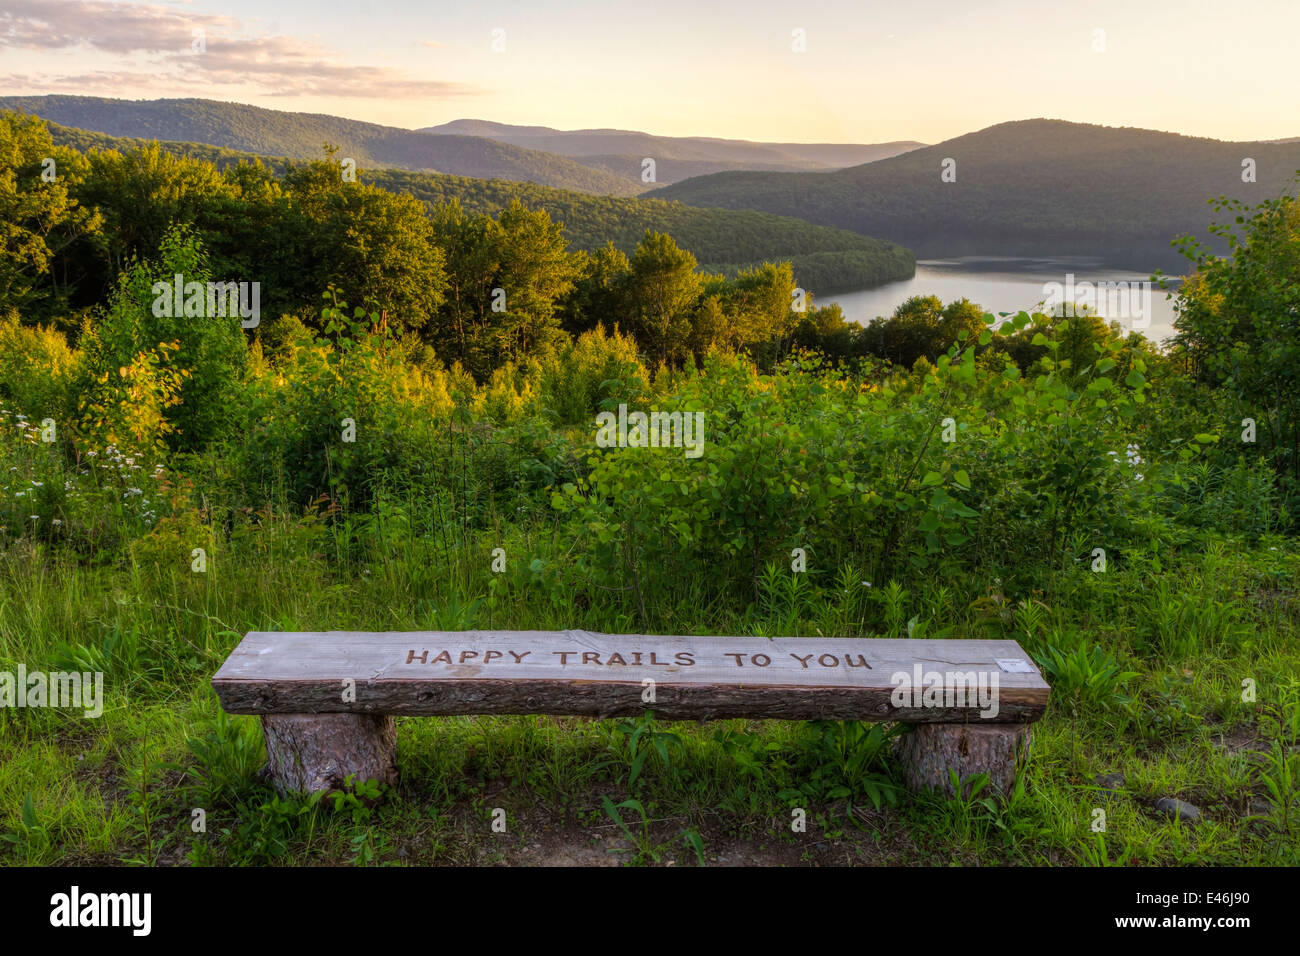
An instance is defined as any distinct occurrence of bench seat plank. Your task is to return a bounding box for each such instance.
[213,630,1049,723]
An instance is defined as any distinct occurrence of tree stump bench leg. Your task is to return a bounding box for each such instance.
[895,722,1034,797]
[261,714,399,795]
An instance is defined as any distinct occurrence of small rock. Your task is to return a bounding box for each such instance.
[1154,797,1202,822]
[1095,772,1126,793]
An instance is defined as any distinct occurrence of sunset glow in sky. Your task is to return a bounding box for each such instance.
[2,0,1296,144]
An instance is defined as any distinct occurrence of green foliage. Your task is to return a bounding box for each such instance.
[0,314,79,421]
[370,165,914,290]
[535,324,644,425]
[276,153,449,331]
[859,295,987,367]
[1248,685,1300,849]
[236,291,452,508]
[0,793,52,859]
[21,112,916,323]
[792,721,902,810]
[1033,642,1138,717]
[607,712,682,791]
[176,709,264,806]
[75,225,245,452]
[626,230,703,365]
[0,111,101,320]
[429,198,580,378]
[1172,181,1300,496]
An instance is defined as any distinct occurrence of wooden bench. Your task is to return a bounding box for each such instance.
[212,630,1050,797]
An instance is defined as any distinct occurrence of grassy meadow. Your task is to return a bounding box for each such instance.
[2,327,1298,866]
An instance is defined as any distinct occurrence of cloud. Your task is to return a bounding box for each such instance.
[0,0,481,98]
[0,0,235,54]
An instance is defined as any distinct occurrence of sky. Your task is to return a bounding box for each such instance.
[2,0,1297,144]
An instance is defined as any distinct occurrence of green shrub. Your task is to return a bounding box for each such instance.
[75,224,247,452]
[0,316,79,424]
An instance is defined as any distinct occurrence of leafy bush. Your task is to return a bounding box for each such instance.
[0,316,79,423]
[536,324,645,425]
[233,294,452,509]
[75,225,245,452]
[1033,642,1138,716]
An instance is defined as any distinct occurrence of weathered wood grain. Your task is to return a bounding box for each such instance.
[895,722,1034,796]
[261,713,398,795]
[213,630,1049,723]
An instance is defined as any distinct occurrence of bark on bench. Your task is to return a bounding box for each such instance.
[213,630,1050,798]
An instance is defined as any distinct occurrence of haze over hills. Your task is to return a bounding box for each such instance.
[0,95,647,196]
[651,119,1300,271]
[420,119,925,184]
[0,96,923,195]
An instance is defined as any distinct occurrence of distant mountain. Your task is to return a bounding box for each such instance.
[40,118,915,294]
[650,119,1300,270]
[420,119,924,183]
[0,95,646,196]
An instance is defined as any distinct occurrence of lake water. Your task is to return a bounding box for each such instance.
[820,256,1183,346]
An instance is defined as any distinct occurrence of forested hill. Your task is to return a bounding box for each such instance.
[420,119,924,184]
[366,168,914,291]
[44,120,915,294]
[0,95,645,196]
[651,119,1300,269]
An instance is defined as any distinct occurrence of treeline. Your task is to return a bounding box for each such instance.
[366,168,913,274]
[48,121,300,176]
[788,293,1160,377]
[3,111,912,382]
[43,120,916,293]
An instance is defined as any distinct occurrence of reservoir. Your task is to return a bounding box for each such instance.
[819,256,1183,346]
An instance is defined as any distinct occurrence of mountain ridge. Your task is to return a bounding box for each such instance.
[650,118,1300,270]
[420,117,925,181]
[0,95,924,193]
[0,95,647,196]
